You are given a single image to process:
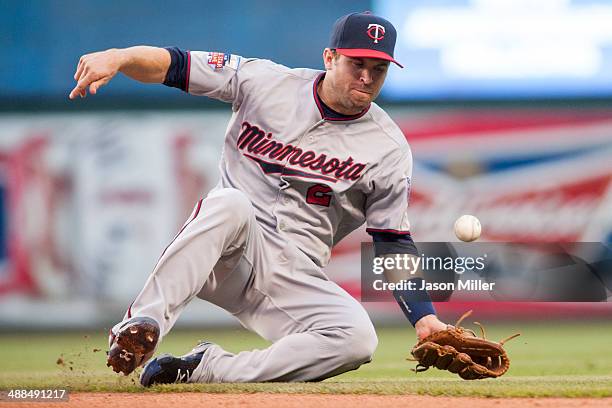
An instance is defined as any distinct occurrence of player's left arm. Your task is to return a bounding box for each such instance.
[70,46,172,99]
[364,145,447,340]
[371,234,447,340]
[162,47,268,107]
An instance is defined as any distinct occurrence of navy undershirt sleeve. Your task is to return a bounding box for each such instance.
[163,46,189,91]
[370,231,418,257]
[370,231,436,326]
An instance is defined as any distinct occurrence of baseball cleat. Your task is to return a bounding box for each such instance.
[106,317,160,376]
[140,341,212,387]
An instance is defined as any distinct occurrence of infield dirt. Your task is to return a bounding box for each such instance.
[3,393,612,408]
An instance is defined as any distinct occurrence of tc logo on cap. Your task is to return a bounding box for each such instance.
[367,23,385,43]
[328,12,403,67]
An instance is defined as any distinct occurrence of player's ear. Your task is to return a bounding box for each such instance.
[323,48,334,70]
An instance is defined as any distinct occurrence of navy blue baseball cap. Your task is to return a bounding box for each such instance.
[329,12,403,68]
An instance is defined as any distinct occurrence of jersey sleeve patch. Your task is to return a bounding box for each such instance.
[207,52,227,70]
[206,52,241,71]
[227,54,241,70]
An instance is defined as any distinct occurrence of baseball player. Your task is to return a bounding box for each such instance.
[69,12,448,385]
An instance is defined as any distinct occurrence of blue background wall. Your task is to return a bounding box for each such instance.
[0,0,368,102]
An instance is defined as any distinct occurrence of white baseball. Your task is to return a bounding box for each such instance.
[454,215,481,242]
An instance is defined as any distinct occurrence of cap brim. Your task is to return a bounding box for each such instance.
[335,48,404,68]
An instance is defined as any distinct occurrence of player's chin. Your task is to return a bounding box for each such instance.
[349,91,373,109]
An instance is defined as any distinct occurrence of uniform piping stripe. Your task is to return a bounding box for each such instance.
[171,197,203,247]
[160,197,203,259]
[185,51,191,93]
[244,153,339,183]
[366,228,411,235]
[123,197,203,320]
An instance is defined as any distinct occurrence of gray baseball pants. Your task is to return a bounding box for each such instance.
[113,187,378,382]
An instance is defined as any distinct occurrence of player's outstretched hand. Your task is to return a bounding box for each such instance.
[69,49,123,99]
[415,314,448,341]
[410,311,520,380]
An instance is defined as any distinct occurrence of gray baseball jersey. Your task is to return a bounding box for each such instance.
[189,51,412,267]
[112,49,412,383]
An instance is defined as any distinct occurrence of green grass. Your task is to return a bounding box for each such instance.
[1,322,611,397]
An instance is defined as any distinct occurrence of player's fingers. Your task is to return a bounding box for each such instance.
[70,60,90,99]
[89,76,111,95]
[69,85,82,100]
[74,55,86,80]
[69,84,87,99]
[74,60,86,81]
[69,73,96,99]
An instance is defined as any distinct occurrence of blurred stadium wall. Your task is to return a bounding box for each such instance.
[1,1,611,329]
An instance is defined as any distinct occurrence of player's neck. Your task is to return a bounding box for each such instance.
[317,77,363,116]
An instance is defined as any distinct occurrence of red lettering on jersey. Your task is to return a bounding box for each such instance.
[237,121,367,182]
[306,184,333,207]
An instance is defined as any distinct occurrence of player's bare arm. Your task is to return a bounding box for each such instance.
[69,46,170,99]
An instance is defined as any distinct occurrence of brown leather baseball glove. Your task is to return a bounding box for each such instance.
[410,310,520,380]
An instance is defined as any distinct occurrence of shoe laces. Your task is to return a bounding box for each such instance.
[174,368,192,383]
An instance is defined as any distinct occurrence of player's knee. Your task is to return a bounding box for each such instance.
[209,188,254,226]
[341,322,378,365]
